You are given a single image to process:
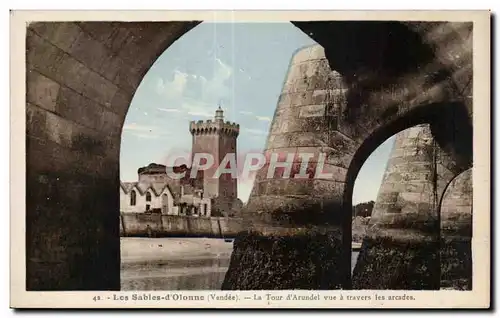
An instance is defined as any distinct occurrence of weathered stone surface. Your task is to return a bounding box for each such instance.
[440,169,472,232]
[27,70,60,112]
[25,21,199,290]
[353,125,472,289]
[352,216,370,243]
[440,168,472,290]
[28,22,82,51]
[77,22,129,52]
[247,46,354,221]
[26,143,120,290]
[26,30,67,75]
[68,30,112,75]
[352,237,440,290]
[364,125,453,229]
[55,86,110,131]
[222,229,348,290]
[27,103,73,147]
[440,238,472,290]
[27,29,121,109]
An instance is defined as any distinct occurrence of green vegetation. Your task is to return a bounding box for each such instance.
[352,200,375,218]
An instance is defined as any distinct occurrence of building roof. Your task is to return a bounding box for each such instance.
[137,162,192,176]
[120,181,176,198]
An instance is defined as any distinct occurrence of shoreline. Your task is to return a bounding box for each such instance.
[121,237,362,264]
[120,237,362,290]
[120,237,234,264]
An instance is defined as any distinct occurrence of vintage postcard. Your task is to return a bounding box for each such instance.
[10,10,491,309]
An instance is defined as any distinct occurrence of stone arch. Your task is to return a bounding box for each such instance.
[223,19,472,289]
[437,167,473,237]
[26,21,473,291]
[26,21,199,291]
[342,101,472,290]
[439,168,473,290]
[343,101,472,222]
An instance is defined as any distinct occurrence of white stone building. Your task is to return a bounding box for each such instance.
[119,181,212,217]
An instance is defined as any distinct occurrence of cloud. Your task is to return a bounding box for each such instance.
[238,111,272,123]
[155,58,233,109]
[122,123,154,132]
[255,116,271,122]
[216,58,232,78]
[243,128,268,136]
[178,98,216,118]
[157,107,181,113]
[122,123,171,140]
[239,110,253,116]
[187,110,213,118]
[155,70,190,98]
[127,132,161,140]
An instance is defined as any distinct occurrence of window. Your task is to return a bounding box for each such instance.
[162,194,168,214]
[146,204,150,211]
[204,204,208,216]
[130,190,136,206]
[146,192,152,202]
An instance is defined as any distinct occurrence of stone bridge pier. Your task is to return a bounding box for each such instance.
[351,124,472,290]
[223,22,473,290]
[24,20,473,291]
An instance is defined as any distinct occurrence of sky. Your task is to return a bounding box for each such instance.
[119,22,395,204]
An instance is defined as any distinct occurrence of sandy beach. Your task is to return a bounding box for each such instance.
[120,237,234,290]
[120,237,361,290]
[121,237,362,263]
[121,237,234,264]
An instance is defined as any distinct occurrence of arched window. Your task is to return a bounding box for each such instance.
[130,190,136,206]
[146,192,152,202]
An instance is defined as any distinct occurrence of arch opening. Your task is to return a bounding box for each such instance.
[344,103,472,290]
[25,20,474,291]
[343,102,472,226]
[117,21,318,291]
[350,134,395,272]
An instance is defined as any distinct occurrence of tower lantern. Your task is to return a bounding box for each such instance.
[215,106,224,121]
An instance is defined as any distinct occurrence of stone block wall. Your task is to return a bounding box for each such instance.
[368,124,448,235]
[245,45,353,227]
[25,21,199,290]
[120,213,244,238]
[440,168,473,290]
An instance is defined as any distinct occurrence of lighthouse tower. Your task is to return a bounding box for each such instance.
[189,107,240,213]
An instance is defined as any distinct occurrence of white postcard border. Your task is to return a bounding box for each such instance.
[9,10,491,309]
